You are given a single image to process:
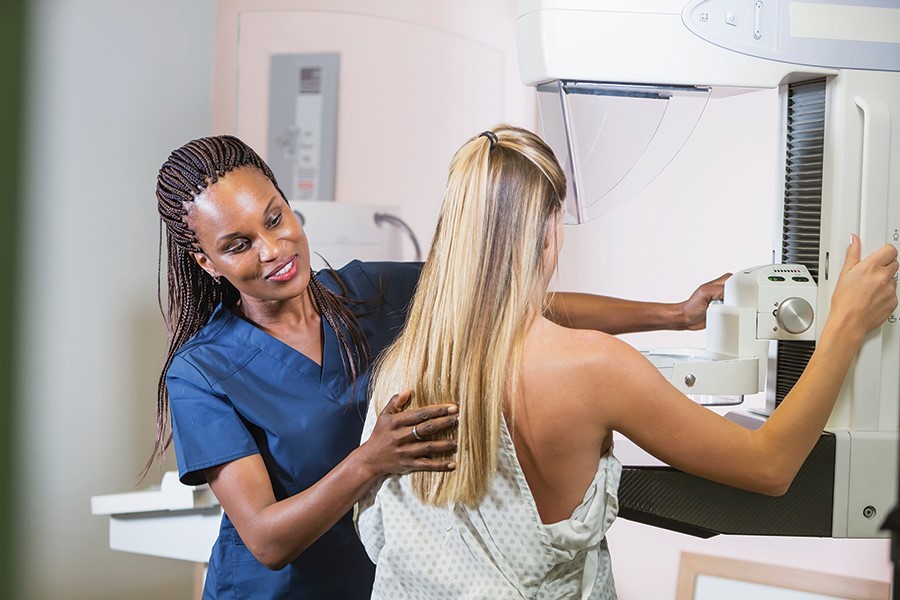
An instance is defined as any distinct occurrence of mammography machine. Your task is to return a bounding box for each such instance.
[517,0,899,539]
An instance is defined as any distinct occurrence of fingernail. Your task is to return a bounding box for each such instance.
[448,462,457,470]
[447,405,459,414]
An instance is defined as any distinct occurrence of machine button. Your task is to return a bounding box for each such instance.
[792,276,809,282]
[776,297,815,334]
[726,12,738,26]
[768,275,785,281]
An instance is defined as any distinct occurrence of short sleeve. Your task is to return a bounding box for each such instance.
[167,354,260,486]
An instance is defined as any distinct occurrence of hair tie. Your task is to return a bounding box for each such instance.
[479,130,498,151]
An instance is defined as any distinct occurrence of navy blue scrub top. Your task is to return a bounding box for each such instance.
[167,261,421,599]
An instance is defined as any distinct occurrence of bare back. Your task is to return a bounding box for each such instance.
[508,317,616,524]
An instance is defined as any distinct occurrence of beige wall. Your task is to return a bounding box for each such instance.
[18,1,890,597]
[213,0,537,252]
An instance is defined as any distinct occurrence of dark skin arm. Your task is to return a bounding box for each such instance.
[545,274,730,334]
[205,391,457,570]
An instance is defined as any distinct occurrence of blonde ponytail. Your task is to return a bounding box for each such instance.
[371,125,566,505]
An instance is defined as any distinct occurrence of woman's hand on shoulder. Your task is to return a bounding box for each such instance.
[358,391,458,478]
[827,235,898,342]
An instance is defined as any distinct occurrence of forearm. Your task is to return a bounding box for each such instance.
[755,316,864,492]
[545,292,685,335]
[225,396,457,569]
[620,317,862,496]
[743,238,896,493]
[210,448,380,570]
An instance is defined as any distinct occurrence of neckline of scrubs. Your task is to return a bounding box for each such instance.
[217,304,342,387]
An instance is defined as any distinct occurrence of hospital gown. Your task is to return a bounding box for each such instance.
[357,405,622,599]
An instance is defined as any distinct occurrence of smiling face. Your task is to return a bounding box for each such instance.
[186,166,312,310]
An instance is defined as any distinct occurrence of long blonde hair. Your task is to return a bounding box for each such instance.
[371,125,566,505]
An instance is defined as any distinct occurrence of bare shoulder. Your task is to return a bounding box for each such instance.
[519,320,659,445]
[544,321,646,367]
[524,319,652,392]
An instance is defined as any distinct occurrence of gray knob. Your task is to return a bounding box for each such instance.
[776,297,814,334]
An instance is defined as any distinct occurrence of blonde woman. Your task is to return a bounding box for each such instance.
[356,125,899,599]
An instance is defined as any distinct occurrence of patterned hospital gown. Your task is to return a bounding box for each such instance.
[356,404,622,600]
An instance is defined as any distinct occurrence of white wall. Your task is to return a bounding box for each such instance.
[19,1,215,598]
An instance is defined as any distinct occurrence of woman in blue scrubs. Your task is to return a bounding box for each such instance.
[148,135,727,599]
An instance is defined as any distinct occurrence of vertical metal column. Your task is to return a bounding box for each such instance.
[774,79,826,408]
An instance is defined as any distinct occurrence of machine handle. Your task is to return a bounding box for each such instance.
[855,95,890,254]
[852,95,892,431]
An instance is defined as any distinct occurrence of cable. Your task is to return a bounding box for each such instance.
[373,212,421,262]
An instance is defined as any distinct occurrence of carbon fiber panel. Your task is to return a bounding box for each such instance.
[618,432,835,538]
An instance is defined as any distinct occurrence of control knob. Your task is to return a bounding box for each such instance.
[776,297,814,334]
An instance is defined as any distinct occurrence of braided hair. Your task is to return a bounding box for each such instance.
[144,135,368,479]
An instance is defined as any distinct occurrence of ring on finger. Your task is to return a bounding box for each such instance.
[412,424,424,441]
